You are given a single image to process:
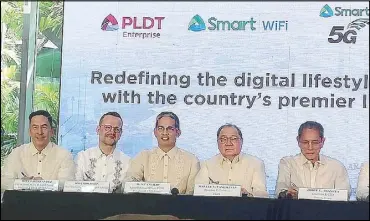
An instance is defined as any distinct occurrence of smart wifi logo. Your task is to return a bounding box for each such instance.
[188,14,206,32]
[188,14,257,32]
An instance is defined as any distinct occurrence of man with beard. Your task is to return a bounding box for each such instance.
[1,110,75,190]
[275,121,351,199]
[75,112,130,192]
[124,112,200,194]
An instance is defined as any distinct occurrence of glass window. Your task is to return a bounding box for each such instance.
[1,1,64,166]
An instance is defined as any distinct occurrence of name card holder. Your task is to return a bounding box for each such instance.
[13,179,59,191]
[193,184,242,197]
[124,182,171,195]
[298,188,348,201]
[63,181,110,193]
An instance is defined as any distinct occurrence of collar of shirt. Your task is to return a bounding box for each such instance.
[29,142,53,156]
[218,153,241,166]
[155,146,179,160]
[91,146,119,160]
[299,153,326,166]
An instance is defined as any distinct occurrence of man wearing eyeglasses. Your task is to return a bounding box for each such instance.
[194,124,268,197]
[124,111,200,194]
[275,121,351,199]
[75,112,130,192]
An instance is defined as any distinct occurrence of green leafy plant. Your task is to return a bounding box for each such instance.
[1,72,19,166]
[1,1,64,166]
[34,80,60,143]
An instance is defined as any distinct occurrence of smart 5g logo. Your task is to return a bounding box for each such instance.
[327,18,369,44]
[328,26,357,44]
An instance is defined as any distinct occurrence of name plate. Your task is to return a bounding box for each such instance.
[124,182,171,195]
[298,188,348,201]
[13,179,59,191]
[63,181,110,193]
[193,184,242,197]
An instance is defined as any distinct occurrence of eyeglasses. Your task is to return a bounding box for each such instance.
[156,126,177,133]
[299,140,322,149]
[100,125,122,133]
[218,136,241,144]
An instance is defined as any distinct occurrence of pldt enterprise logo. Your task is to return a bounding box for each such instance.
[188,14,289,32]
[319,4,369,18]
[101,14,165,39]
[101,14,119,31]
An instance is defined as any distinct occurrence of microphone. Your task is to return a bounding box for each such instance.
[171,188,179,195]
[241,192,253,197]
[241,193,250,197]
[278,190,292,199]
[112,183,122,194]
[130,177,141,182]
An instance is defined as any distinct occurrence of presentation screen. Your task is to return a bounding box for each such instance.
[59,2,369,197]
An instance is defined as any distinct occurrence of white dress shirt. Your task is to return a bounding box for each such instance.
[195,153,268,197]
[1,142,75,190]
[356,161,369,200]
[124,147,200,194]
[275,153,351,198]
[75,146,130,192]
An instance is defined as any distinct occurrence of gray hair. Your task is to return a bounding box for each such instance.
[298,121,324,138]
[216,123,243,140]
[155,112,180,130]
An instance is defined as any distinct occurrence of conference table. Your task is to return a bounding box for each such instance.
[1,190,368,220]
